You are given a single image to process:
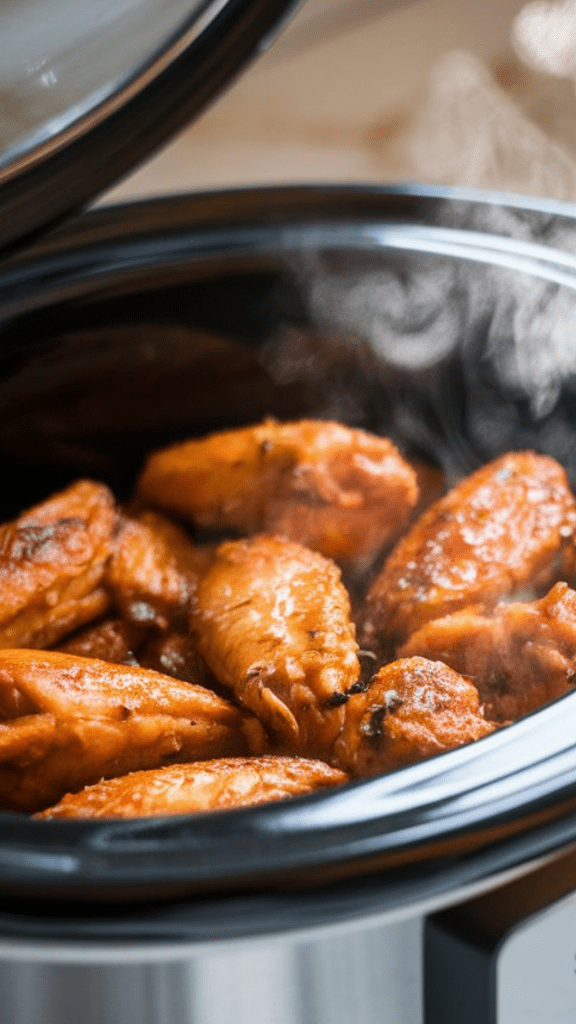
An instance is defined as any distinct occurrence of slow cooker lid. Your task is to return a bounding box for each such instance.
[0,0,298,257]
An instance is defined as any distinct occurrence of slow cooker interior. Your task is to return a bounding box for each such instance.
[1,187,576,904]
[0,263,320,517]
[4,189,576,510]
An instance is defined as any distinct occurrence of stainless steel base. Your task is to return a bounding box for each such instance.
[0,849,568,1024]
[0,916,423,1024]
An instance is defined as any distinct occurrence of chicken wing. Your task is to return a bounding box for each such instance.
[106,510,209,630]
[137,419,419,561]
[35,756,348,819]
[193,535,360,756]
[400,581,576,721]
[362,451,576,647]
[0,649,264,812]
[57,617,145,666]
[0,479,117,650]
[139,628,209,686]
[333,656,495,777]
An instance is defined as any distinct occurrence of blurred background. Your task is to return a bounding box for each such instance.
[102,0,576,205]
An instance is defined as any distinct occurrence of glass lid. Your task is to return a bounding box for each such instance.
[0,0,299,255]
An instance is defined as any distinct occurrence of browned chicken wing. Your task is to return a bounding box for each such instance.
[0,480,117,650]
[193,535,360,756]
[362,452,576,647]
[137,419,419,560]
[106,510,209,630]
[35,756,348,819]
[400,581,576,721]
[139,628,208,686]
[333,657,495,777]
[57,617,145,666]
[7,435,573,821]
[0,649,264,812]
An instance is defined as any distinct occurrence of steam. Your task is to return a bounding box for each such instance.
[307,260,461,371]
[264,205,576,484]
[408,50,576,199]
[263,13,576,484]
[485,275,576,418]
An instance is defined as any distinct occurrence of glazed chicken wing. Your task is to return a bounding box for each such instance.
[400,581,576,721]
[137,419,419,561]
[0,479,116,650]
[106,510,210,630]
[193,535,360,756]
[333,657,494,777]
[0,649,264,812]
[57,617,145,666]
[139,628,209,686]
[35,756,348,819]
[362,451,576,647]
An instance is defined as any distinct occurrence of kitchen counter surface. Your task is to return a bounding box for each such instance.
[103,0,576,206]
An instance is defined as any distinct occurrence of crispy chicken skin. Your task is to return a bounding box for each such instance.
[362,452,576,647]
[0,480,116,650]
[193,534,360,755]
[6,440,574,821]
[334,657,494,777]
[35,756,348,819]
[57,617,145,666]
[0,649,264,812]
[137,419,419,561]
[106,510,209,630]
[400,582,576,721]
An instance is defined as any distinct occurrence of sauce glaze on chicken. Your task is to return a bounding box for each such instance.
[0,419,571,820]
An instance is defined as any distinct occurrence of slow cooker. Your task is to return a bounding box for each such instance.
[2,3,576,1023]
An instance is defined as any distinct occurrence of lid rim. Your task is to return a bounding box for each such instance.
[0,0,300,259]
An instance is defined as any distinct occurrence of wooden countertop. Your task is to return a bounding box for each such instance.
[102,0,576,205]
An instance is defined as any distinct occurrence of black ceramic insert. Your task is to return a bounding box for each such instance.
[0,186,575,918]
